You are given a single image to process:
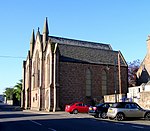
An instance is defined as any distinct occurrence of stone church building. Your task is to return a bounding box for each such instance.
[21,18,128,112]
[136,36,150,85]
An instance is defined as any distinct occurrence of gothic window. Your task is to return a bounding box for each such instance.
[35,51,40,88]
[86,69,92,96]
[25,66,29,89]
[33,61,35,89]
[35,93,37,100]
[47,55,50,86]
[37,69,40,87]
[101,70,107,95]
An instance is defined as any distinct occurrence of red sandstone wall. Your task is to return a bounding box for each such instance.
[59,62,128,109]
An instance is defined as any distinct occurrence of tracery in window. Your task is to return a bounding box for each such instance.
[86,69,92,96]
[101,70,107,95]
[35,51,40,88]
[47,55,50,86]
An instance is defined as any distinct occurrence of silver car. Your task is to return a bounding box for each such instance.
[107,102,150,121]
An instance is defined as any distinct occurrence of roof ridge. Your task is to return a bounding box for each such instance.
[49,35,112,50]
[50,35,108,45]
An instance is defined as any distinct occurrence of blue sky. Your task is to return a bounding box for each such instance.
[0,0,150,94]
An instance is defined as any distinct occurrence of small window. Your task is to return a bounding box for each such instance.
[138,88,140,92]
[33,97,35,102]
[35,93,37,100]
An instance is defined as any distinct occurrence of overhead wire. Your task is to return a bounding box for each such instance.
[0,55,26,59]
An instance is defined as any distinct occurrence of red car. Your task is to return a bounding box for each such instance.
[65,102,89,114]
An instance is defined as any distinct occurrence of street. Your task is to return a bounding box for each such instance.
[0,110,150,131]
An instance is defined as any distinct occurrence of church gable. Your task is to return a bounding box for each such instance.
[32,33,43,60]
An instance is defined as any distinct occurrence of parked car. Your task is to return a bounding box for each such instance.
[107,102,150,121]
[88,102,114,118]
[65,102,89,114]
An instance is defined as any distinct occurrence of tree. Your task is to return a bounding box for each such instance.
[4,87,14,100]
[3,79,22,105]
[13,79,22,102]
[128,59,141,87]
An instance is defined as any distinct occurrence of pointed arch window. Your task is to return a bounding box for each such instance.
[86,69,92,96]
[101,70,107,95]
[33,61,35,89]
[37,57,40,87]
[35,51,40,88]
[25,66,29,89]
[47,55,50,86]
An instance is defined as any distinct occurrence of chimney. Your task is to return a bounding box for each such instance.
[147,35,150,55]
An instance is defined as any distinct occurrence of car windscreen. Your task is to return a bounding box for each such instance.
[111,103,123,108]
[96,103,103,107]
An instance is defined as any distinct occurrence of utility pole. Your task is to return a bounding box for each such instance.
[118,51,122,94]
[114,59,117,102]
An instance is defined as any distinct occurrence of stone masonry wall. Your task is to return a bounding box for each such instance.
[104,94,126,102]
[104,92,150,110]
[59,62,128,109]
[138,92,150,109]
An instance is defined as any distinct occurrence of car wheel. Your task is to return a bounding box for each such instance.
[101,112,107,119]
[94,115,98,118]
[98,113,101,118]
[115,113,125,121]
[144,112,150,120]
[108,117,114,120]
[73,109,78,114]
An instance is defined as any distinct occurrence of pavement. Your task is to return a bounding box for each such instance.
[0,103,22,111]
[0,102,66,113]
[23,109,66,114]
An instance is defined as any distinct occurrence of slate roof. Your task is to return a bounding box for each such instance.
[49,36,127,66]
[50,36,112,50]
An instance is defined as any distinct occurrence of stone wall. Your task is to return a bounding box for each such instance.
[7,100,13,105]
[104,92,150,110]
[104,94,126,102]
[59,62,128,109]
[138,91,150,109]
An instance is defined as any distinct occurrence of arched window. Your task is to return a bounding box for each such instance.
[35,51,40,88]
[101,70,107,95]
[86,69,92,96]
[47,55,50,86]
[25,66,29,89]
[33,61,35,89]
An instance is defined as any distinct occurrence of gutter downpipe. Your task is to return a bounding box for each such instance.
[53,43,58,112]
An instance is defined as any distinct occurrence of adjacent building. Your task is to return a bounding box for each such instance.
[22,18,128,112]
[127,36,150,109]
[136,36,150,85]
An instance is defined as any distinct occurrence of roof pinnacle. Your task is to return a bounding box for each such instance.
[43,17,49,34]
[30,29,35,44]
